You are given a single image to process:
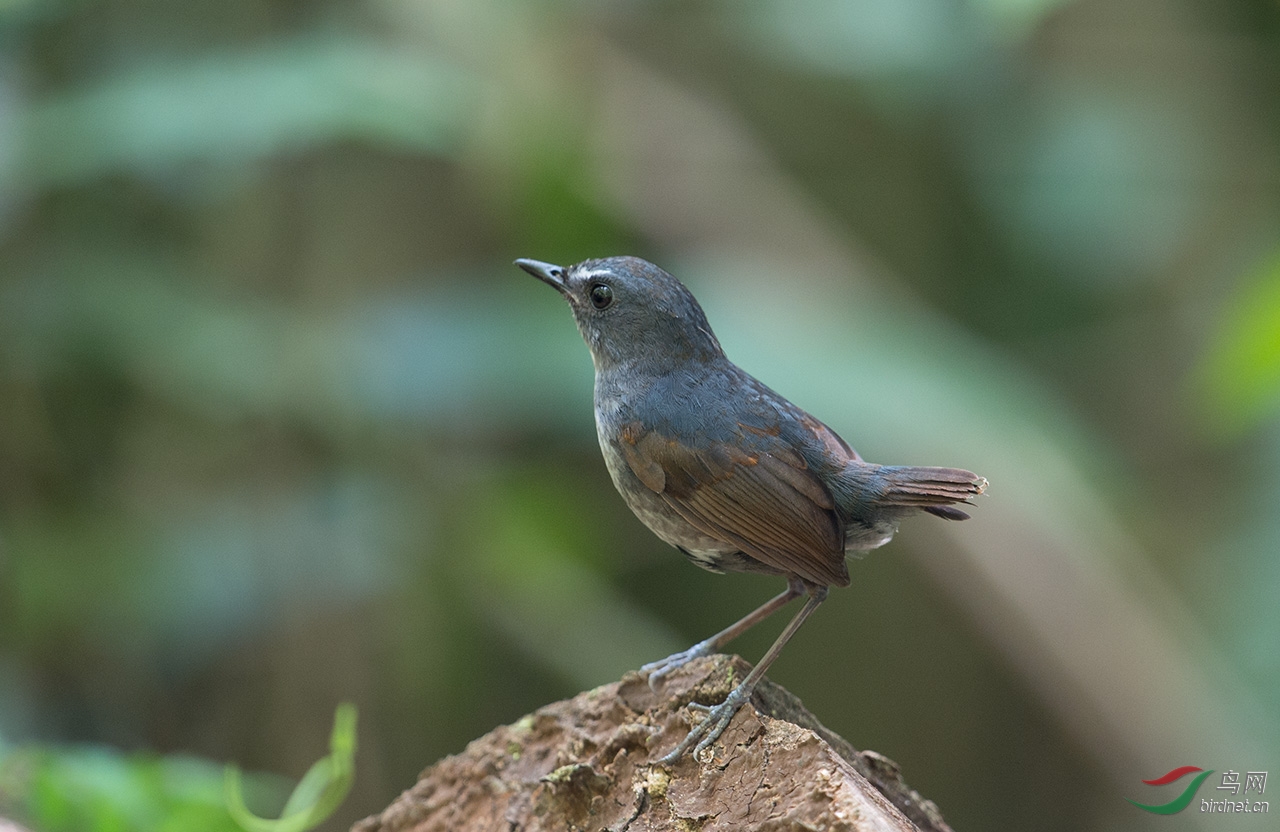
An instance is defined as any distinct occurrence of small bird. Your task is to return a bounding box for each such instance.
[516,256,986,764]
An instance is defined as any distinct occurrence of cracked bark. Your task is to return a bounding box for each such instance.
[353,655,952,832]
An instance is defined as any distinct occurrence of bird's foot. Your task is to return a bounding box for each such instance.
[656,681,753,765]
[640,639,715,692]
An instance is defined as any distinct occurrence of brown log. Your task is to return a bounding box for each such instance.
[354,655,952,832]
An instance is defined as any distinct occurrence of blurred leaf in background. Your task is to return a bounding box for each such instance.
[225,703,355,832]
[0,742,286,832]
[1196,248,1280,439]
[17,35,476,188]
[0,707,353,832]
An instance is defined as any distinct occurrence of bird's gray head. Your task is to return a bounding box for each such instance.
[516,256,723,373]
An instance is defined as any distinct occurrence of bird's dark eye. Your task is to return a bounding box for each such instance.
[589,283,614,310]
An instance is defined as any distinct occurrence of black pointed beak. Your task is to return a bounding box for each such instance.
[515,258,568,294]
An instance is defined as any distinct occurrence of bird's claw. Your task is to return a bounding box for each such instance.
[656,686,750,765]
[640,640,715,692]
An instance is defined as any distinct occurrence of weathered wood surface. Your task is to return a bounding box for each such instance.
[354,655,951,832]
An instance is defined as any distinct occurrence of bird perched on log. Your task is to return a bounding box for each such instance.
[516,256,986,763]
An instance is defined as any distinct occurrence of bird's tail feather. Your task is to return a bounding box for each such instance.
[879,466,987,520]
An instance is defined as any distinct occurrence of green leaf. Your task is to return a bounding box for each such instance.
[0,744,273,832]
[224,703,357,832]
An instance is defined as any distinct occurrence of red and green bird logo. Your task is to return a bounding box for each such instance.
[1127,766,1214,814]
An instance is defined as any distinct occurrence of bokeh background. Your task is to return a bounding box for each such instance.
[2,0,1280,830]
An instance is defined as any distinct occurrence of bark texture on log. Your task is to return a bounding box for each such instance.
[354,655,951,832]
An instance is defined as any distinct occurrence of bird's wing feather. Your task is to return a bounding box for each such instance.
[795,411,862,463]
[617,421,850,587]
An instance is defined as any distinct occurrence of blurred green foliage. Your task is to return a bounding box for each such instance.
[1196,248,1280,438]
[1,1,1278,831]
[224,704,355,832]
[0,742,285,832]
[0,706,352,832]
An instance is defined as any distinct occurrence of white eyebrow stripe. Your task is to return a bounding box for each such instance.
[573,268,613,281]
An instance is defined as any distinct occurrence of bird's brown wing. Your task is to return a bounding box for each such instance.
[617,421,849,587]
[796,411,862,464]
